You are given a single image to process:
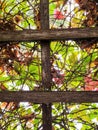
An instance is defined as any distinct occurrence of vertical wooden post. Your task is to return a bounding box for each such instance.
[40,0,52,130]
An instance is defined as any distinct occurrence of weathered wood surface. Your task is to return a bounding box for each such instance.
[0,91,98,103]
[40,0,51,91]
[0,27,98,42]
[40,1,52,130]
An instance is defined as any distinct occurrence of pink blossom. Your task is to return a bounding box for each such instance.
[54,9,65,20]
[51,67,65,85]
[52,74,64,85]
[84,76,98,91]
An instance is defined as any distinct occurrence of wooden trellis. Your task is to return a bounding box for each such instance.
[0,0,98,130]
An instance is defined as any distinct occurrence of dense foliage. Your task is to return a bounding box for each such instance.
[0,0,98,129]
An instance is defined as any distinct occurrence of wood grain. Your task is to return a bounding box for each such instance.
[0,91,98,103]
[0,27,97,42]
[40,0,52,130]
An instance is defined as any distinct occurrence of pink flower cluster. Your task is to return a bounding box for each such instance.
[54,8,65,20]
[51,67,65,86]
[84,76,98,91]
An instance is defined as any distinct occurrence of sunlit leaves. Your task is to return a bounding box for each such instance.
[0,0,40,30]
[49,0,97,28]
[0,102,42,130]
[50,38,98,128]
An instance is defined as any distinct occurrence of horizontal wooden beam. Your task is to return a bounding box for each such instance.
[0,27,98,42]
[0,91,98,103]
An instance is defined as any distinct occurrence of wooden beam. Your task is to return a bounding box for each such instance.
[0,28,98,42]
[40,0,52,130]
[0,91,98,103]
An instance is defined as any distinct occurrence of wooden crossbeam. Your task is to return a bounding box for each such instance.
[0,27,98,42]
[0,91,98,103]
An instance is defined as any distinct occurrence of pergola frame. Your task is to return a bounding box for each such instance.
[0,0,98,130]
